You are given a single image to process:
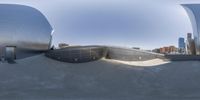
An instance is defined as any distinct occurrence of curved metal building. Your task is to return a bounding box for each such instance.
[182,4,200,55]
[0,4,53,60]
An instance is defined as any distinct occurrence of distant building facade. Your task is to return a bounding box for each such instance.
[178,37,185,54]
[187,33,192,39]
[186,33,196,55]
[178,37,185,49]
[153,46,178,54]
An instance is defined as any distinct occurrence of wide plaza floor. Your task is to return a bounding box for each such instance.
[0,54,200,100]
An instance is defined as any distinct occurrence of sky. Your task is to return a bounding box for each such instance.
[0,0,199,49]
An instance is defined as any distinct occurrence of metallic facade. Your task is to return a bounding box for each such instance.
[0,4,53,59]
[182,4,200,55]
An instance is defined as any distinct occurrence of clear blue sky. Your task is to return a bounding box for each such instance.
[0,0,199,49]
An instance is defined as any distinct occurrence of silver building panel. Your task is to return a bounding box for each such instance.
[0,4,53,59]
[182,4,200,55]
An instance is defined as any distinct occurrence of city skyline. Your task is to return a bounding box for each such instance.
[0,0,199,49]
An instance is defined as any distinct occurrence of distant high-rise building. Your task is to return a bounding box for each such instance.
[186,33,196,55]
[178,37,185,49]
[187,33,192,39]
[178,37,186,54]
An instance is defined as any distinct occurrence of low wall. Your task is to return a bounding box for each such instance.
[164,55,200,61]
[106,47,164,61]
[45,46,107,63]
[45,46,164,63]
